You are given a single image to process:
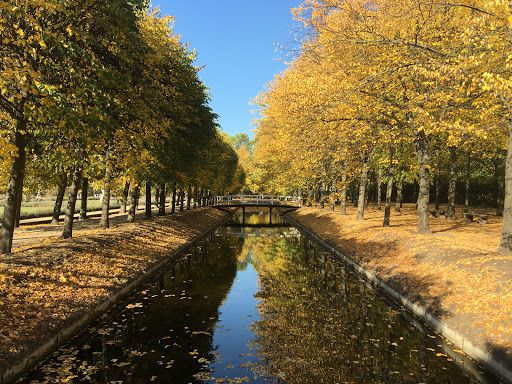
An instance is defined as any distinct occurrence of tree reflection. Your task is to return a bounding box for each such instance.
[19,235,243,384]
[251,238,473,384]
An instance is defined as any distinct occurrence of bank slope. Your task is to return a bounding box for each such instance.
[288,206,512,384]
[0,208,229,384]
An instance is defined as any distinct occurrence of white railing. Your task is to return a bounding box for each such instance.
[214,195,302,207]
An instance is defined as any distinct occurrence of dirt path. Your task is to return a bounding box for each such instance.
[12,205,169,251]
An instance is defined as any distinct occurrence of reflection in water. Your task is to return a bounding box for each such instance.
[17,211,492,383]
[251,237,484,384]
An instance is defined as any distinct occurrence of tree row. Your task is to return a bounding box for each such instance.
[254,0,512,253]
[0,1,243,254]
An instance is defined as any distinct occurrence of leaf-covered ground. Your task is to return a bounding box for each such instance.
[290,205,512,370]
[0,208,227,374]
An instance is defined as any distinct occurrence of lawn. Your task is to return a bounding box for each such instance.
[0,198,122,220]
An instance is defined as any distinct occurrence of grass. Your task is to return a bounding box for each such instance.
[0,199,122,220]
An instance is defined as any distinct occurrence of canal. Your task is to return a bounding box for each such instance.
[17,210,496,383]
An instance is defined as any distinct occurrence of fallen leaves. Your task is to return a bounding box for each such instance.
[0,209,227,371]
[292,205,512,355]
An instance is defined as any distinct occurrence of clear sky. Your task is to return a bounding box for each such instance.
[154,0,301,138]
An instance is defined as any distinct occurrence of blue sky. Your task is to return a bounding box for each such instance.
[154,0,302,137]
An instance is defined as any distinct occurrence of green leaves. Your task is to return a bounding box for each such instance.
[1,1,237,200]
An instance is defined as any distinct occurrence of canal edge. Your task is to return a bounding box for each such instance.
[1,211,231,384]
[284,213,512,384]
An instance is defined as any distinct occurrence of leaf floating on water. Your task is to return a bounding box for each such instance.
[126,302,143,309]
[192,330,212,336]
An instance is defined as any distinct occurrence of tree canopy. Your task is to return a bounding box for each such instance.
[0,1,243,254]
[253,0,512,253]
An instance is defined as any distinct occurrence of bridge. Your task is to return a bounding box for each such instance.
[213,195,302,225]
[214,195,301,208]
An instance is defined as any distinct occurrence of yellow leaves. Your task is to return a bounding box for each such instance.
[253,0,512,194]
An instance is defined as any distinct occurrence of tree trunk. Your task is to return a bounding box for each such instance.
[154,187,160,209]
[0,125,27,254]
[145,182,152,219]
[314,185,321,206]
[339,161,347,215]
[383,148,395,226]
[384,172,394,227]
[187,185,192,210]
[465,154,471,213]
[171,185,177,213]
[435,171,440,211]
[496,159,505,217]
[118,181,130,215]
[99,182,110,228]
[193,187,198,209]
[100,157,111,229]
[180,189,185,212]
[377,169,382,210]
[80,178,88,221]
[446,147,457,219]
[203,190,208,207]
[395,179,403,214]
[197,188,202,208]
[127,186,140,223]
[14,170,24,228]
[330,183,336,211]
[52,175,67,224]
[307,187,314,207]
[364,177,370,208]
[356,157,369,220]
[500,119,512,254]
[62,164,82,239]
[159,183,166,216]
[415,131,431,234]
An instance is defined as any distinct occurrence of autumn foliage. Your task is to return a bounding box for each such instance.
[0,2,243,254]
[254,0,512,253]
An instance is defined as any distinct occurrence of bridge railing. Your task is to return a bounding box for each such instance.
[214,195,302,207]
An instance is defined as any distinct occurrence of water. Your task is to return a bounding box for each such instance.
[17,211,496,383]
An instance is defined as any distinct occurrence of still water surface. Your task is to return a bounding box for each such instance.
[18,212,493,383]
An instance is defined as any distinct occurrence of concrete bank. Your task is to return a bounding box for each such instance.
[1,208,231,384]
[284,213,512,384]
